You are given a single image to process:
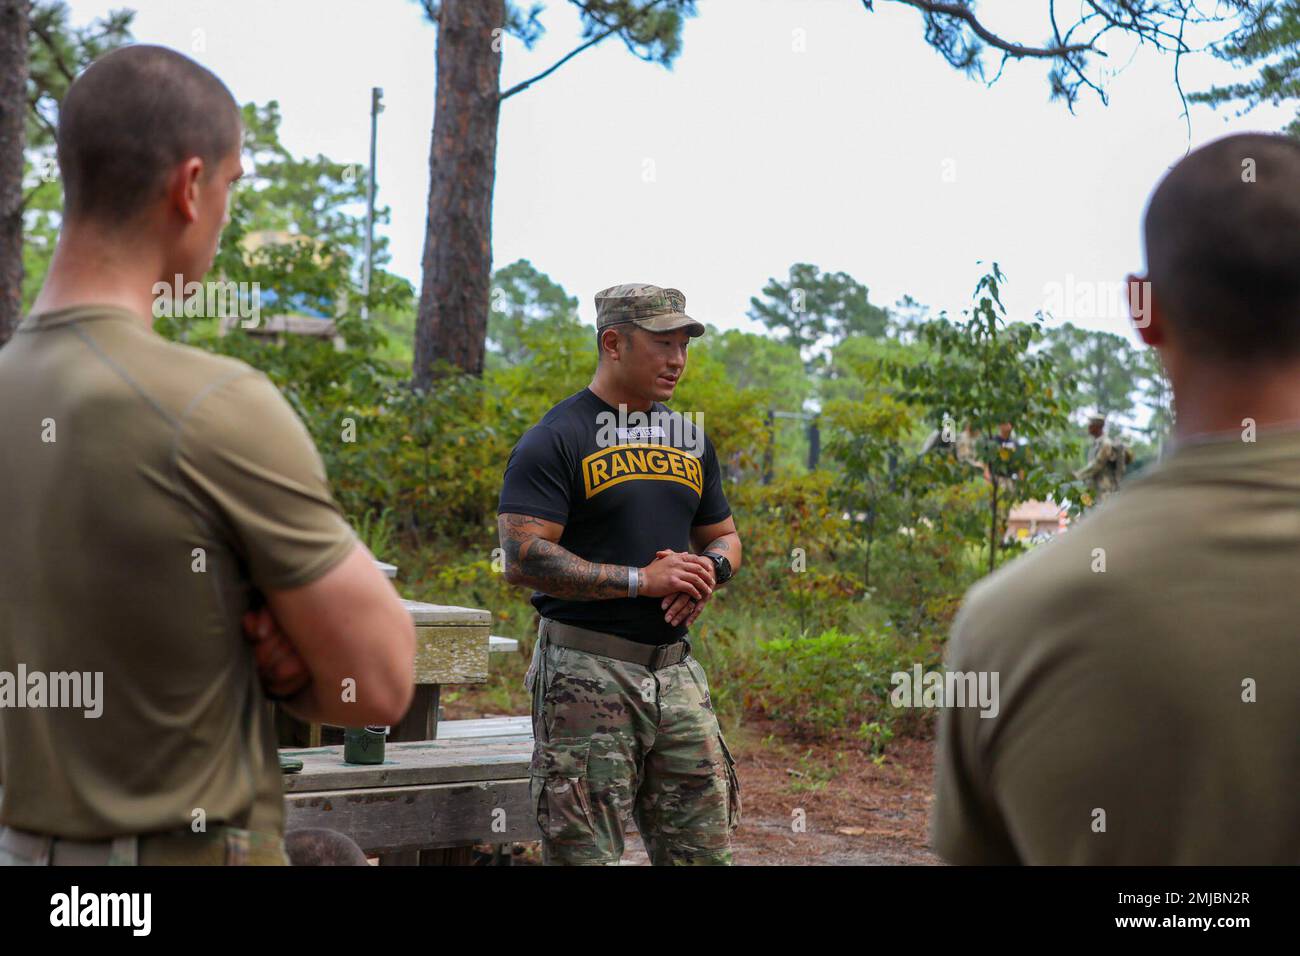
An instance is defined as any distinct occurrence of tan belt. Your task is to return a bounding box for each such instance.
[0,823,286,866]
[0,825,137,865]
[539,617,690,670]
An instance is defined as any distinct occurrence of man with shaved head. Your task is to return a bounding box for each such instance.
[933,133,1300,864]
[0,46,414,865]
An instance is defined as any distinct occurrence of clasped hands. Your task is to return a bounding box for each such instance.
[640,549,718,628]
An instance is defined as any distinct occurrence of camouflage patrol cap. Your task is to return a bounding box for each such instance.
[594,283,705,337]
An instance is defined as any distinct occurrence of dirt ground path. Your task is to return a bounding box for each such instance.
[686,720,940,866]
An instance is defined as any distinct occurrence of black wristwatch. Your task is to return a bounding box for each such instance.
[702,551,732,585]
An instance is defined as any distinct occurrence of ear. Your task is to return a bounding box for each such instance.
[1127,273,1164,348]
[168,157,207,224]
[599,327,622,362]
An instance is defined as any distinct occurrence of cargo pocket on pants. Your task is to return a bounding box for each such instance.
[718,733,741,832]
[523,638,540,695]
[531,736,597,844]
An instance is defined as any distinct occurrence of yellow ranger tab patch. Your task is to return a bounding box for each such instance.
[581,443,703,500]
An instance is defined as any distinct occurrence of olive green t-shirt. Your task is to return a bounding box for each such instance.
[0,305,356,840]
[933,428,1300,865]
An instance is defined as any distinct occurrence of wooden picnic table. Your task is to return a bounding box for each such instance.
[391,600,492,741]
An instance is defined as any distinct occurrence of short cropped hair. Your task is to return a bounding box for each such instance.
[1143,133,1300,362]
[56,44,241,224]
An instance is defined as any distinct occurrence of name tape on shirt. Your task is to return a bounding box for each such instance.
[615,426,666,442]
[581,442,703,500]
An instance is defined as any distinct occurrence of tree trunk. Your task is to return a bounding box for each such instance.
[863,510,875,590]
[0,0,28,348]
[988,480,998,575]
[412,0,505,386]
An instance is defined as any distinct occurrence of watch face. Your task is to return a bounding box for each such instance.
[710,553,732,583]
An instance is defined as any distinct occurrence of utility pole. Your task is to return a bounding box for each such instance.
[769,409,822,474]
[361,86,383,320]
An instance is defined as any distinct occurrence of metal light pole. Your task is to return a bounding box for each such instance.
[361,86,383,320]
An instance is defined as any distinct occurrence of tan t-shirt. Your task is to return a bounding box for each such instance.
[0,305,356,840]
[933,428,1300,864]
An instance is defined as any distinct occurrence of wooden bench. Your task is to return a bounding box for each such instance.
[282,717,540,861]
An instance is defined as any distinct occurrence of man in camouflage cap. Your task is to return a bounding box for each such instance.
[1074,413,1131,505]
[498,282,742,865]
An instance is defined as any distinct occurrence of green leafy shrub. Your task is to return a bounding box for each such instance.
[750,626,942,741]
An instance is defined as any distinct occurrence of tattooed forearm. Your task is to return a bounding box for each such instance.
[498,513,634,600]
[518,539,633,600]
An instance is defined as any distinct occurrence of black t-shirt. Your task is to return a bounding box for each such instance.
[497,387,732,645]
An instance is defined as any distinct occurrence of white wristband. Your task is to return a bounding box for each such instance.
[628,565,639,599]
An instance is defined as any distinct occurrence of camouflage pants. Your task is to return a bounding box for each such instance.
[1084,480,1119,508]
[525,628,741,866]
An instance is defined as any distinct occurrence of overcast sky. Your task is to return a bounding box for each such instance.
[67,0,1290,346]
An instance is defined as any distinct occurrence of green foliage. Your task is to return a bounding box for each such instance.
[1193,2,1300,138]
[353,507,398,558]
[669,344,769,472]
[20,166,59,313]
[866,482,986,633]
[857,720,895,762]
[888,265,1079,572]
[573,1,698,65]
[698,329,810,476]
[786,749,841,792]
[747,262,890,370]
[1133,347,1174,452]
[1040,321,1140,419]
[727,473,859,634]
[230,101,391,269]
[822,368,915,591]
[486,295,593,428]
[703,328,808,411]
[751,626,941,739]
[487,259,581,367]
[820,330,988,625]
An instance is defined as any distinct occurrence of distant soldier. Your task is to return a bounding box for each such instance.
[1073,413,1131,504]
[989,422,1024,494]
[920,421,983,474]
[955,426,983,472]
